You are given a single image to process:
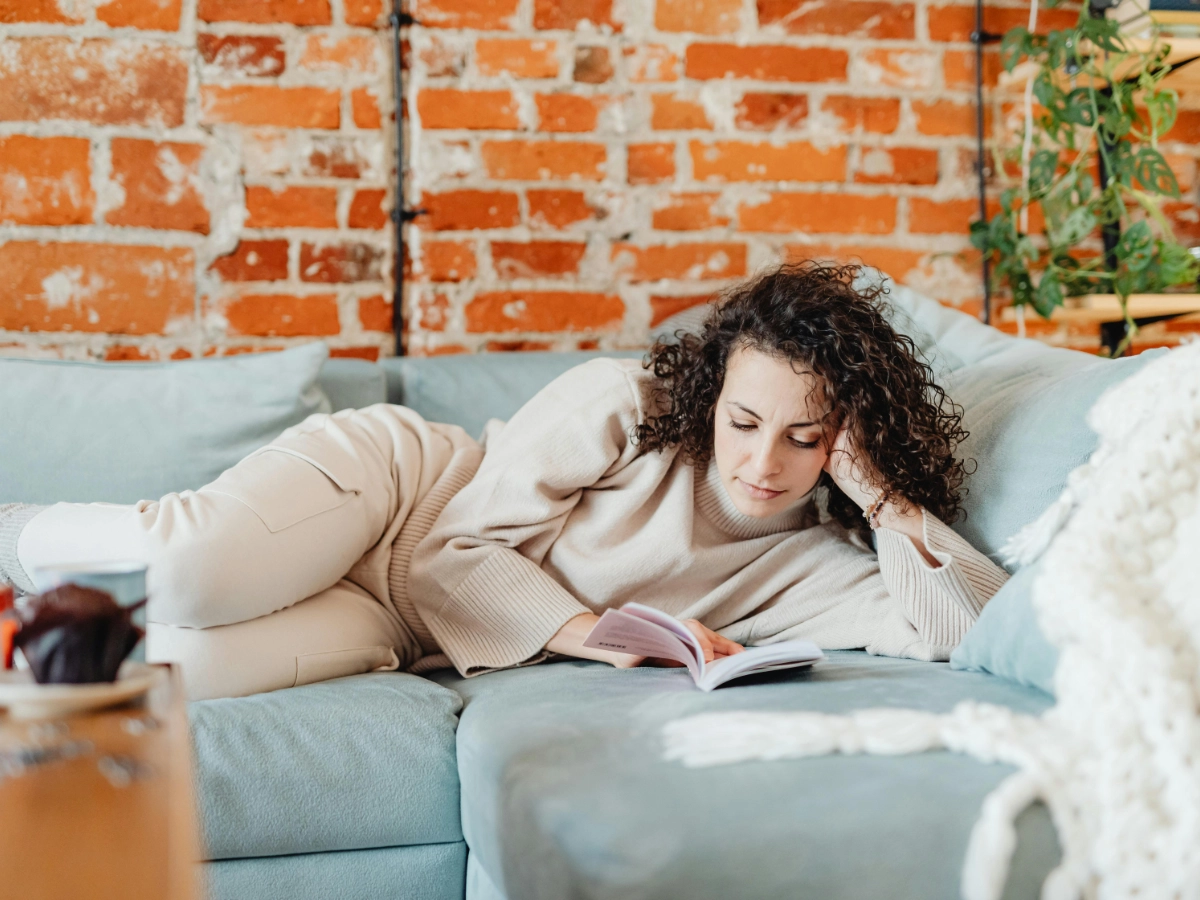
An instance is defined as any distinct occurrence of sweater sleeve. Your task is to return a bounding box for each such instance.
[872,510,1009,658]
[407,359,645,677]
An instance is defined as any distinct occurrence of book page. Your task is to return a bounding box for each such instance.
[582,609,702,680]
[583,606,824,690]
[619,603,706,669]
[696,640,823,691]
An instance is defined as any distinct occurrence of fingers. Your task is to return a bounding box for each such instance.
[684,620,744,662]
[710,632,745,656]
[822,428,852,477]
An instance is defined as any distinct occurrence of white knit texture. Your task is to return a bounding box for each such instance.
[663,341,1200,899]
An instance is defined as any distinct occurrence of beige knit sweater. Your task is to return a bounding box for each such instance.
[406,358,1008,677]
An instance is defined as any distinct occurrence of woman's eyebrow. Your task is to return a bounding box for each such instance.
[728,401,816,428]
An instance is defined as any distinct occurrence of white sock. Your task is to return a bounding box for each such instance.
[0,504,47,594]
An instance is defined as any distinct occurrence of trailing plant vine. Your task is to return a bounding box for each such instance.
[970,3,1198,353]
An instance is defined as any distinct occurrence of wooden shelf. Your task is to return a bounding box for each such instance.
[999,293,1200,324]
[996,36,1200,94]
[1130,36,1200,93]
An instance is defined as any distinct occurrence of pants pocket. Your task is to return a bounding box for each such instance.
[204,446,363,534]
[294,645,400,687]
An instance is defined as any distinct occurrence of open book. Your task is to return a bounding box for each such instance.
[582,603,824,691]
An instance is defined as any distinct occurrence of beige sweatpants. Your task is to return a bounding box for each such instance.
[17,405,478,700]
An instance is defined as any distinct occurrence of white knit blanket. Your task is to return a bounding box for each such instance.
[662,342,1200,900]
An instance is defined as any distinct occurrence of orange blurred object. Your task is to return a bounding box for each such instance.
[1,583,15,669]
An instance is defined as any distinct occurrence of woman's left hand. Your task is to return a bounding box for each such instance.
[822,425,881,512]
[822,426,940,566]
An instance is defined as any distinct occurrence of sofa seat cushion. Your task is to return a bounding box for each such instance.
[434,654,1058,900]
[190,672,463,860]
[205,841,468,900]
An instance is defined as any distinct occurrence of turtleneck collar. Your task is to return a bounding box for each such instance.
[693,459,815,539]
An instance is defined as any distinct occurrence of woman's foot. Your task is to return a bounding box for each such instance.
[0,504,45,594]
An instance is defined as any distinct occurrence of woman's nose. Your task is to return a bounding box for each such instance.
[750,439,782,477]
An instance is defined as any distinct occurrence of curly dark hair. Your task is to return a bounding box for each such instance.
[635,261,970,540]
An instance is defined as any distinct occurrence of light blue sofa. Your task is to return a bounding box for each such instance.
[3,280,1156,899]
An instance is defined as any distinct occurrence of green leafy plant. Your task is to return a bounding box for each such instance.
[970,5,1198,353]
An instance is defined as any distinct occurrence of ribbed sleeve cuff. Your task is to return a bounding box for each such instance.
[875,511,1007,653]
[922,514,1009,605]
[422,549,591,677]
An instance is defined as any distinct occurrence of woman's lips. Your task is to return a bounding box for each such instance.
[737,478,784,500]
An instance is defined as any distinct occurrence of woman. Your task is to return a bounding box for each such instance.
[1,263,1006,699]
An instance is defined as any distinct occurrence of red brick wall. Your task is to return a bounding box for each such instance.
[0,0,393,360]
[1,0,1196,360]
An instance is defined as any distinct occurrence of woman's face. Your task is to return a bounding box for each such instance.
[712,345,830,519]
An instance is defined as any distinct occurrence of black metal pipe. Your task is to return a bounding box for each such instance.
[390,0,407,355]
[971,0,999,325]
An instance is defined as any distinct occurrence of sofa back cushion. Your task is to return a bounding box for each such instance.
[882,281,1167,564]
[380,350,643,441]
[1,343,336,504]
[942,346,1161,564]
[316,357,387,413]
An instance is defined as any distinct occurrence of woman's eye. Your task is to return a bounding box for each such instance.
[790,439,820,449]
[729,420,755,432]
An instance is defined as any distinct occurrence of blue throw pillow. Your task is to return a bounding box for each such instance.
[950,559,1057,694]
[1,342,331,504]
[944,348,1166,565]
[948,349,1168,695]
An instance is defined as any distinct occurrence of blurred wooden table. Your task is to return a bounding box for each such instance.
[0,665,201,900]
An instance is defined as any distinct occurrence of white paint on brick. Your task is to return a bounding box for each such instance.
[692,250,730,279]
[698,81,738,132]
[201,41,282,80]
[154,146,190,205]
[199,133,243,260]
[41,266,103,310]
[905,253,981,305]
[57,0,87,20]
[162,311,193,337]
[240,131,292,178]
[418,138,475,181]
[299,134,386,182]
[860,147,895,178]
[95,146,126,218]
[852,50,938,90]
